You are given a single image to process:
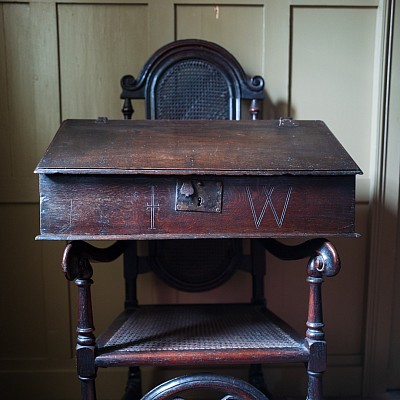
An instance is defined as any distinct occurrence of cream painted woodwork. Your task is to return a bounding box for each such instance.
[175,4,264,79]
[290,6,375,200]
[364,0,400,394]
[386,1,400,388]
[0,2,60,203]
[58,3,149,120]
[0,0,398,399]
[288,4,376,359]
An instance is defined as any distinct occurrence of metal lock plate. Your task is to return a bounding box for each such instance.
[175,179,222,213]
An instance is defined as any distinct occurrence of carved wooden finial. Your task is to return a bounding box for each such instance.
[122,98,134,120]
[249,99,261,120]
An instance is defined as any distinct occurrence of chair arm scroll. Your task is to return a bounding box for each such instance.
[249,75,264,92]
[62,240,130,281]
[259,238,341,278]
[307,240,340,278]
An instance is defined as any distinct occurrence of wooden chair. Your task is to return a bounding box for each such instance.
[120,38,266,398]
[61,39,342,400]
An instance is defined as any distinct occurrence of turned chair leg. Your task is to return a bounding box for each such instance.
[80,376,97,400]
[62,241,129,400]
[249,364,272,398]
[122,366,142,400]
[306,371,323,400]
[304,241,340,400]
[75,274,97,400]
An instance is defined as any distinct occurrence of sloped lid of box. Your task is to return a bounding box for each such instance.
[35,119,362,176]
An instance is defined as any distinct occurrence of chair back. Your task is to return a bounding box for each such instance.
[121,39,264,120]
[120,39,265,297]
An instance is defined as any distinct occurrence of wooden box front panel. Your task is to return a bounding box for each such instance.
[38,174,356,240]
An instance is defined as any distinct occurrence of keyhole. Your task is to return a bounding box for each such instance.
[197,197,203,206]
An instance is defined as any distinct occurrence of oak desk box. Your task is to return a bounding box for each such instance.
[36,119,360,241]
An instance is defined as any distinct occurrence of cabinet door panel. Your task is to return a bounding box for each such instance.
[291,6,376,198]
[58,4,149,120]
[176,4,264,79]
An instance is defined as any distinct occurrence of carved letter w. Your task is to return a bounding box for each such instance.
[245,186,293,229]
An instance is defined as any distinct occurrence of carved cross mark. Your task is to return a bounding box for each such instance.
[146,186,160,230]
